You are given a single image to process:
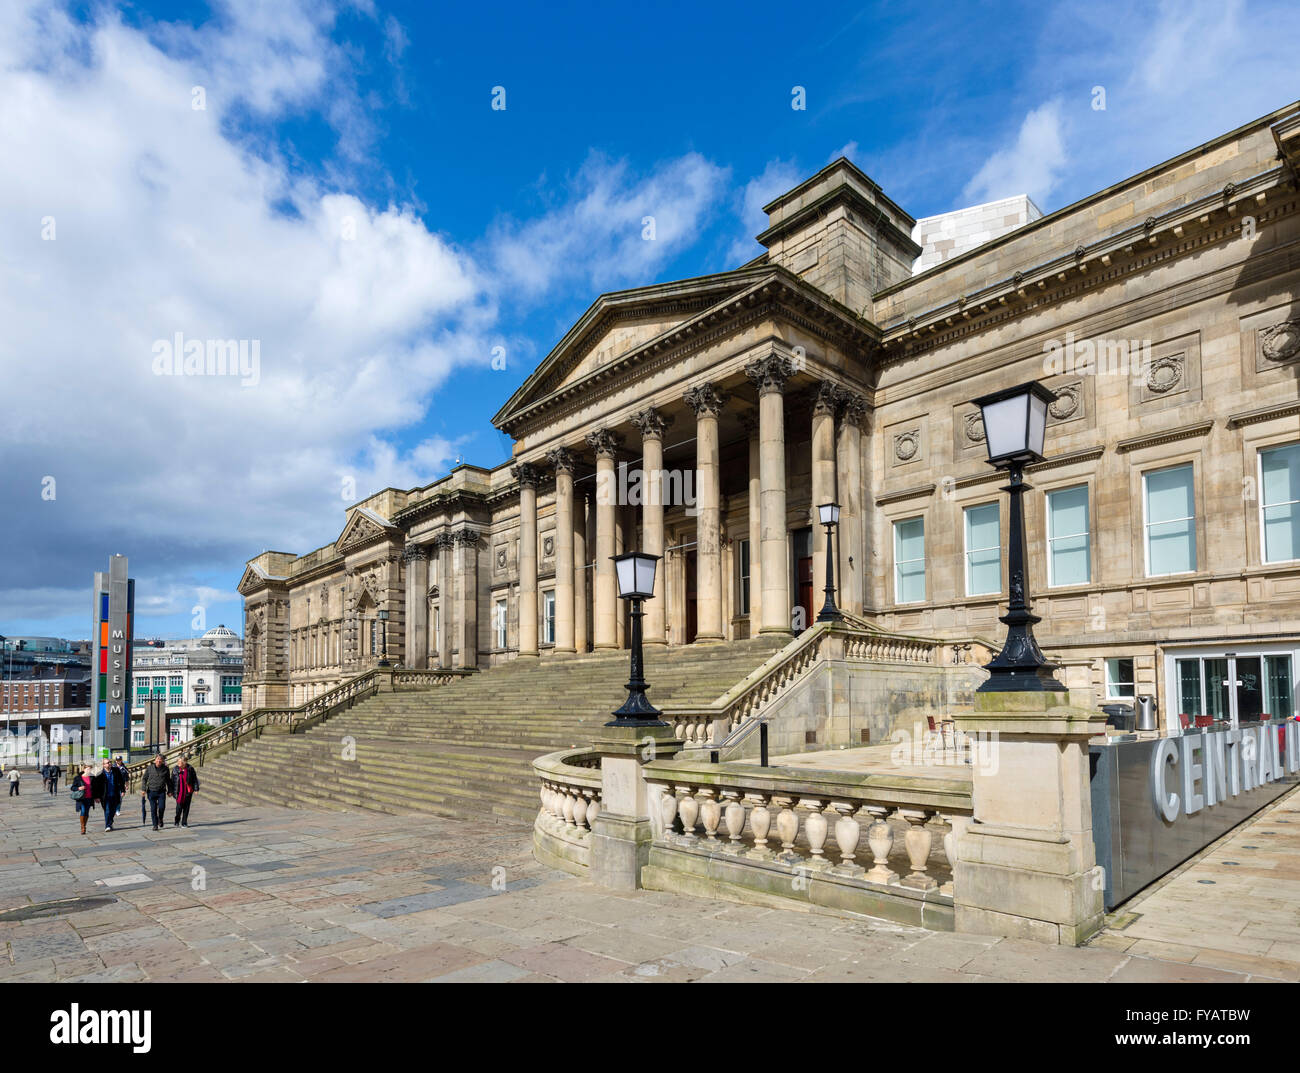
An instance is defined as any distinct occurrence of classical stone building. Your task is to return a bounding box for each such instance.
[240,103,1300,732]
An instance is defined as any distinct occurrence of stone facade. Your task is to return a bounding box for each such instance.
[241,103,1300,732]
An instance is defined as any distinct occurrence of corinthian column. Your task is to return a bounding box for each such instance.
[574,484,589,653]
[742,412,762,631]
[811,381,840,610]
[437,532,454,668]
[454,529,480,669]
[512,462,541,657]
[837,392,867,616]
[401,543,429,669]
[586,429,622,648]
[684,384,727,642]
[548,447,576,654]
[746,355,794,634]
[631,407,671,645]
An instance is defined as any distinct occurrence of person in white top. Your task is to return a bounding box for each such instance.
[7,767,19,796]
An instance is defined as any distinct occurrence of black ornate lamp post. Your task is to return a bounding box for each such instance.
[815,502,843,623]
[607,552,668,727]
[970,380,1066,693]
[376,609,391,668]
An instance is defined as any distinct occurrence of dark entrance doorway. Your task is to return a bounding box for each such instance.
[685,550,698,644]
[793,526,813,633]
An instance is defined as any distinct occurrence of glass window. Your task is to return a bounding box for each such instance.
[1106,657,1135,699]
[893,518,925,604]
[1144,465,1196,576]
[964,503,1001,596]
[738,539,751,615]
[1047,485,1090,586]
[1177,659,1203,719]
[542,591,555,645]
[1265,655,1294,719]
[494,599,508,650]
[1261,443,1300,563]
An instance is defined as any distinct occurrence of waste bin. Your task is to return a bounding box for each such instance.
[1136,694,1157,732]
[1100,703,1134,732]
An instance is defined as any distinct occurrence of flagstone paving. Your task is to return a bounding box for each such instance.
[0,774,1294,982]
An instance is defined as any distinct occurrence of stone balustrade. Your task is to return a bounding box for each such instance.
[639,756,972,927]
[391,668,473,690]
[660,621,948,748]
[531,748,603,876]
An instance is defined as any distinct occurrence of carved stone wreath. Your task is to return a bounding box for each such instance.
[496,547,507,570]
[964,412,986,443]
[1261,320,1300,362]
[1049,385,1080,421]
[543,536,555,557]
[1146,355,1184,394]
[894,430,920,462]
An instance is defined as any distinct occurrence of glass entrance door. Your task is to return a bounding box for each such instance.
[1234,657,1264,723]
[1173,652,1293,727]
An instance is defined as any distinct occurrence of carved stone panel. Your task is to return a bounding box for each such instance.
[1128,330,1201,414]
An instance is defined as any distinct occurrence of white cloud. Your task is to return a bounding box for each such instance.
[962,100,1068,207]
[727,158,804,265]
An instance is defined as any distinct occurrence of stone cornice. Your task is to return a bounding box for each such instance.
[1115,422,1213,454]
[874,483,935,507]
[1226,401,1300,428]
[878,169,1297,361]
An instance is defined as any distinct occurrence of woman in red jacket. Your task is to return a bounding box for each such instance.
[70,765,96,835]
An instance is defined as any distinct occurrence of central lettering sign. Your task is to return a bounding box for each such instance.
[1151,720,1300,822]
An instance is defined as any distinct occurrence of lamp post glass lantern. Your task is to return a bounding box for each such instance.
[969,380,1066,693]
[608,552,667,726]
[816,502,842,622]
[376,609,390,667]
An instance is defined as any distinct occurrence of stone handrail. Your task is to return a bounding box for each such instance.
[661,621,948,748]
[643,755,972,894]
[532,748,603,872]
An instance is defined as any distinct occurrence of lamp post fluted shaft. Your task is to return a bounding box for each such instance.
[607,597,666,726]
[816,520,841,622]
[979,462,1065,692]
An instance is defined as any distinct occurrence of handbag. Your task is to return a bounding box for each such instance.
[69,780,85,802]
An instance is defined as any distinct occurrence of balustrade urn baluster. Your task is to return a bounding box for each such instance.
[773,796,801,866]
[939,813,969,897]
[864,805,900,885]
[745,794,773,860]
[801,799,831,869]
[831,802,865,877]
[585,795,600,827]
[900,810,938,890]
[699,790,722,846]
[562,791,577,832]
[677,788,699,845]
[572,793,589,831]
[722,791,746,854]
[658,790,679,841]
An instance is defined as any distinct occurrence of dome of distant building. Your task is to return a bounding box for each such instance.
[199,625,239,647]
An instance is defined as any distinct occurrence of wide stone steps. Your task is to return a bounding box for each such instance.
[197,637,786,824]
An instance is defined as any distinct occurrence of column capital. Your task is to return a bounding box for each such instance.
[511,461,542,488]
[745,354,795,396]
[434,531,457,551]
[813,380,842,417]
[630,407,672,440]
[683,383,728,418]
[547,447,577,475]
[453,528,481,548]
[840,391,869,428]
[585,428,623,459]
[401,543,428,563]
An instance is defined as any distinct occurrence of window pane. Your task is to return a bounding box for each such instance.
[1146,466,1194,523]
[1266,655,1293,719]
[1261,444,1300,507]
[1263,503,1300,562]
[1106,658,1135,698]
[893,518,925,603]
[1148,519,1196,574]
[965,504,1000,595]
[1048,485,1089,540]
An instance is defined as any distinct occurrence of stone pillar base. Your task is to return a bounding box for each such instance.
[589,813,656,892]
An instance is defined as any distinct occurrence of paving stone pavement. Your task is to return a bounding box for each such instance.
[0,780,1291,982]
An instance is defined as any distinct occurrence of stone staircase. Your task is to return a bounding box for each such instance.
[198,636,786,826]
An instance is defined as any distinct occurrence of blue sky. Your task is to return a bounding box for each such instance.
[2,0,1298,642]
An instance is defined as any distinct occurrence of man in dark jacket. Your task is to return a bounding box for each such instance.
[171,756,199,828]
[47,763,60,795]
[140,755,172,831]
[101,762,119,832]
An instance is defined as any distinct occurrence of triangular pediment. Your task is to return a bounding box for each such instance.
[492,268,768,429]
[336,507,398,554]
[237,562,287,596]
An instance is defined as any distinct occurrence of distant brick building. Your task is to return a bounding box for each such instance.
[0,665,91,714]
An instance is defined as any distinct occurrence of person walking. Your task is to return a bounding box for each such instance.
[48,763,60,795]
[101,761,119,832]
[140,755,171,831]
[7,766,19,796]
[171,756,199,828]
[70,766,95,835]
[110,758,126,818]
